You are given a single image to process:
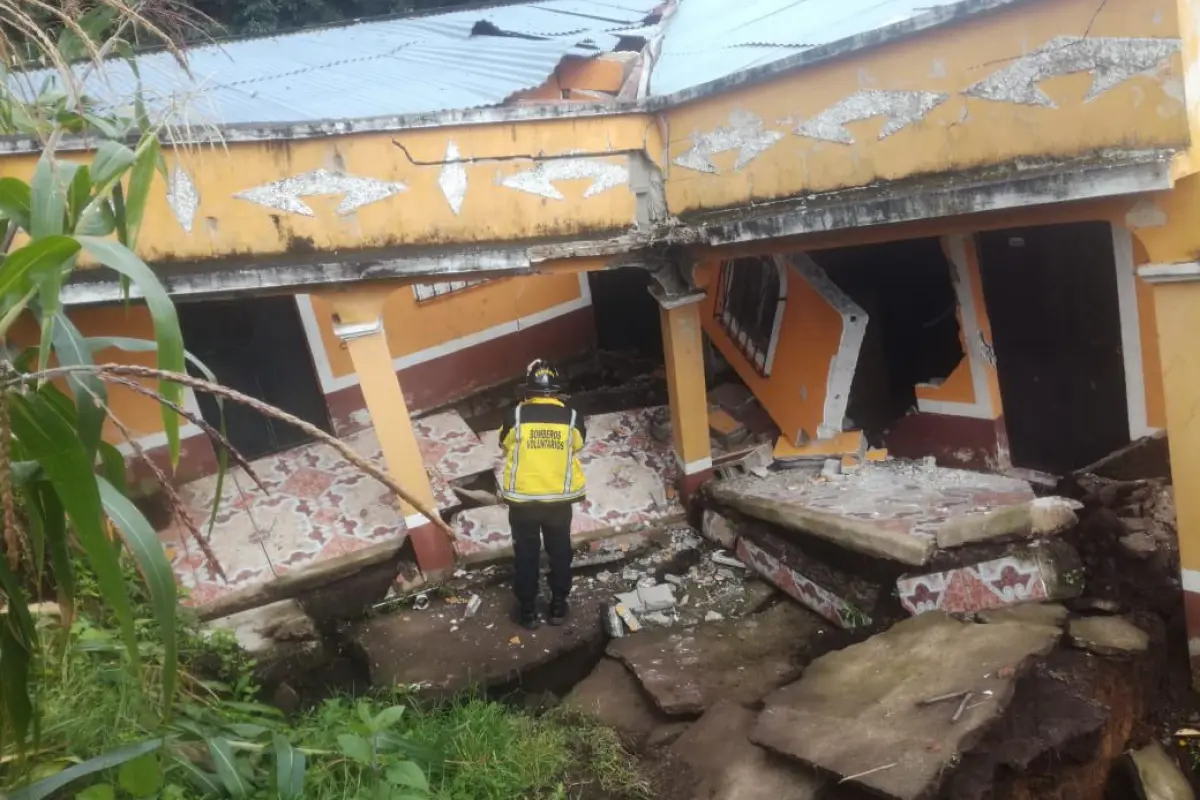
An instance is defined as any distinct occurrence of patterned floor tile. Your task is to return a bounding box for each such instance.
[169,409,496,606]
[452,407,683,556]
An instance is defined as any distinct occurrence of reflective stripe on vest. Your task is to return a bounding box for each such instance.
[507,405,522,495]
[562,409,577,495]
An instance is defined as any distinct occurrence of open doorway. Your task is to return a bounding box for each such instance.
[178,295,332,461]
[811,238,965,441]
[587,268,663,359]
[976,222,1130,474]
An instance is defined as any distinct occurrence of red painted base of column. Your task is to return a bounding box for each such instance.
[678,468,714,506]
[409,522,457,574]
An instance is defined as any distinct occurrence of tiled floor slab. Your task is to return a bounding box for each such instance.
[710,461,1043,566]
[452,407,684,556]
[168,410,495,606]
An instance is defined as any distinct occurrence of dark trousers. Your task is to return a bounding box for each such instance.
[509,502,573,612]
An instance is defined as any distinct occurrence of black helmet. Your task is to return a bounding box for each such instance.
[525,359,562,396]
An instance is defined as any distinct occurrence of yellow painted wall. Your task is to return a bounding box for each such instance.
[697,259,845,446]
[310,271,586,380]
[11,304,169,440]
[0,115,662,265]
[663,0,1187,215]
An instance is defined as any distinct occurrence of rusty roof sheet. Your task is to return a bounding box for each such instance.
[15,0,661,127]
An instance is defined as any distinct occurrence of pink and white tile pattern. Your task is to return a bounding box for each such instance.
[167,411,496,606]
[896,546,1079,616]
[452,407,684,556]
[736,537,872,629]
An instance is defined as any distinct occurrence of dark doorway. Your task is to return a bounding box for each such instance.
[812,238,965,440]
[977,222,1129,474]
[587,268,663,359]
[178,295,332,461]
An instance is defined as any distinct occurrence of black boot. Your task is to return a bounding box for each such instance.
[548,597,570,626]
[517,605,540,631]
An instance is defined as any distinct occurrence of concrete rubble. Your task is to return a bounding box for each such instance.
[606,601,832,716]
[1067,615,1151,657]
[1127,742,1196,800]
[670,700,827,800]
[751,611,1061,800]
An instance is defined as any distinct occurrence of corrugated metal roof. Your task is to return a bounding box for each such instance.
[650,0,971,97]
[17,1,660,127]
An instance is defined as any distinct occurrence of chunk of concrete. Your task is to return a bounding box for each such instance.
[638,583,676,612]
[1120,531,1158,559]
[1068,616,1150,657]
[710,462,1050,566]
[896,540,1082,616]
[564,658,677,750]
[353,583,605,694]
[977,602,1069,628]
[752,611,1061,800]
[671,700,827,800]
[701,509,738,549]
[607,601,830,716]
[736,526,878,629]
[1128,742,1196,800]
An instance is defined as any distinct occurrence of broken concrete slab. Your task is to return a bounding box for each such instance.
[564,657,678,750]
[736,528,878,629]
[896,540,1083,616]
[752,611,1061,800]
[710,461,1074,566]
[607,601,832,716]
[1068,615,1150,657]
[352,583,605,694]
[615,583,676,613]
[1127,742,1196,800]
[977,602,1069,628]
[671,700,827,800]
[700,509,738,549]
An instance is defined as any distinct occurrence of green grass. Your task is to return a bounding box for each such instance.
[2,581,651,800]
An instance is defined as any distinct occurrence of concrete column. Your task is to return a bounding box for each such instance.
[655,290,713,502]
[1139,261,1200,686]
[319,287,456,574]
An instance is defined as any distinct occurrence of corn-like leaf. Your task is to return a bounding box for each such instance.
[207,737,250,799]
[9,393,137,669]
[23,483,72,626]
[91,142,136,189]
[172,755,224,796]
[74,238,184,466]
[0,236,81,314]
[123,137,160,248]
[98,441,127,496]
[8,739,162,800]
[97,477,178,718]
[66,165,92,229]
[84,336,227,533]
[0,552,35,753]
[273,733,306,800]
[0,177,31,232]
[30,155,65,239]
[46,310,106,460]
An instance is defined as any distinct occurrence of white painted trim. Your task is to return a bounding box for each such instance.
[316,273,595,394]
[676,453,713,475]
[763,256,789,378]
[1139,261,1200,283]
[787,254,868,440]
[1112,226,1157,439]
[1181,567,1200,594]
[918,236,995,420]
[404,512,432,529]
[295,294,338,395]
[332,318,383,341]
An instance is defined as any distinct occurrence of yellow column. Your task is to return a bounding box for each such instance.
[657,293,713,499]
[318,286,456,573]
[1140,262,1200,686]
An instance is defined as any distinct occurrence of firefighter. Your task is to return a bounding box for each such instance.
[499,359,587,630]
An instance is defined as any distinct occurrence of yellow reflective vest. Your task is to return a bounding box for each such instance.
[500,397,587,504]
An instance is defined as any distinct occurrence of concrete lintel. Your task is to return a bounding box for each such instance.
[648,283,705,309]
[1138,261,1200,284]
[686,153,1175,249]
